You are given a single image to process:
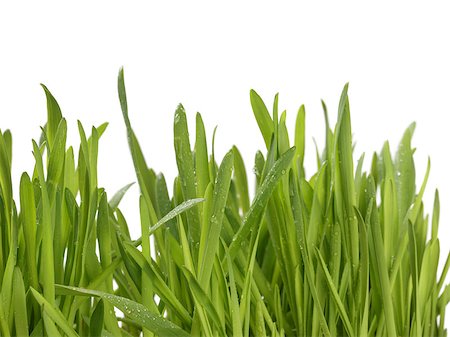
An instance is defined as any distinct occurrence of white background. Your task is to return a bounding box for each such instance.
[1,1,449,327]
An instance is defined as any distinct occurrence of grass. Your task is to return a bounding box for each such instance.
[0,68,449,336]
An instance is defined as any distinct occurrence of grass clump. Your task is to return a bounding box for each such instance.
[0,68,449,336]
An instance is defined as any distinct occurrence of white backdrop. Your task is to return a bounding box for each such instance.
[1,1,449,327]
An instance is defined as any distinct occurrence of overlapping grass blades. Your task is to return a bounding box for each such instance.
[0,69,448,336]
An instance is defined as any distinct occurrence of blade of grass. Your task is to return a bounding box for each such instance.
[56,286,191,337]
[316,248,355,337]
[368,201,397,337]
[109,182,135,210]
[199,150,233,287]
[40,84,63,150]
[13,267,29,337]
[31,288,78,337]
[228,147,295,260]
[173,103,202,248]
[181,267,226,337]
[89,299,104,337]
[250,89,274,149]
[289,171,331,337]
[123,242,193,326]
[195,112,210,198]
[294,104,306,178]
[32,140,55,304]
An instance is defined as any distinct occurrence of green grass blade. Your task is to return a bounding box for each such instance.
[138,194,159,337]
[437,251,450,293]
[89,300,104,337]
[226,252,243,337]
[228,147,295,260]
[123,243,193,326]
[199,150,233,287]
[395,123,416,223]
[334,83,359,276]
[289,171,331,337]
[47,118,67,185]
[109,182,135,210]
[294,104,306,177]
[240,227,261,337]
[174,103,202,246]
[133,197,204,247]
[42,309,63,337]
[19,173,40,291]
[0,129,13,229]
[418,240,439,318]
[151,198,204,235]
[195,112,210,198]
[250,89,274,149]
[13,267,29,337]
[40,84,63,150]
[32,140,55,304]
[31,288,79,337]
[56,286,190,337]
[232,146,250,214]
[181,267,226,337]
[117,67,158,225]
[316,248,355,337]
[431,189,440,241]
[408,220,422,336]
[369,203,397,337]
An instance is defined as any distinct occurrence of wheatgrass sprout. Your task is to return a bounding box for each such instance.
[0,69,448,336]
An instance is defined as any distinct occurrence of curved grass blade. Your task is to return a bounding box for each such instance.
[57,286,190,337]
[117,67,158,229]
[123,243,193,326]
[40,84,63,150]
[151,198,204,235]
[109,182,135,210]
[250,89,274,149]
[133,198,204,247]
